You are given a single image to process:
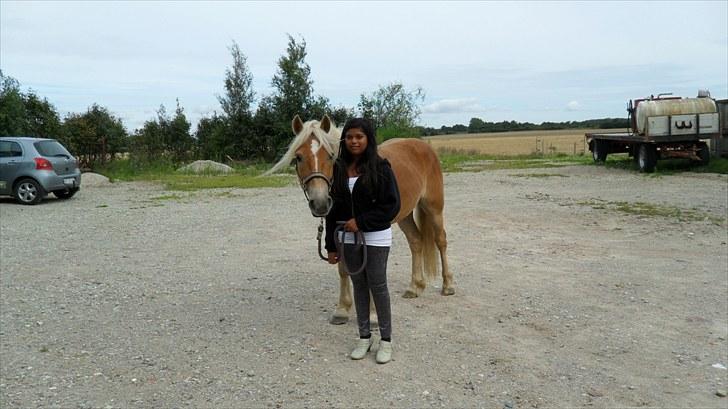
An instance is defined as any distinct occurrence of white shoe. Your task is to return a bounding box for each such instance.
[376,340,392,364]
[350,338,373,360]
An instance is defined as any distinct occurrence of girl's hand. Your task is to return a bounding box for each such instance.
[344,218,359,232]
[327,252,339,265]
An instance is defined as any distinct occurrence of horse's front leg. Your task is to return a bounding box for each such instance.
[330,262,352,325]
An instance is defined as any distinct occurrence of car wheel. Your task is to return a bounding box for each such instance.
[14,178,45,205]
[54,187,79,199]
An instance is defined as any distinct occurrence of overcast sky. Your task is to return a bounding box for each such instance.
[1,1,726,132]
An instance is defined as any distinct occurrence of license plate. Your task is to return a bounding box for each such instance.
[64,178,75,186]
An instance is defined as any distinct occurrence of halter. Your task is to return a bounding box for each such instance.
[297,168,332,201]
[295,156,335,262]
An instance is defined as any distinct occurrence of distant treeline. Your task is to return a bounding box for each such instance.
[418,117,629,136]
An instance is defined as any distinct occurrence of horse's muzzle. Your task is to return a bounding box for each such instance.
[309,196,333,217]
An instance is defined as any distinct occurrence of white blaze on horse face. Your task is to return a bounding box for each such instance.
[305,136,332,216]
[310,138,321,172]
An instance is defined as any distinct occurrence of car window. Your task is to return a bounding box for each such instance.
[34,140,71,157]
[0,141,23,158]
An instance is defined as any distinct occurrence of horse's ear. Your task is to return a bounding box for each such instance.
[320,114,332,133]
[292,115,304,135]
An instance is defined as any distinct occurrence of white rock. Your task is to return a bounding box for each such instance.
[177,160,234,174]
[81,172,111,186]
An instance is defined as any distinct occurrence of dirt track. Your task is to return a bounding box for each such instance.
[1,165,727,408]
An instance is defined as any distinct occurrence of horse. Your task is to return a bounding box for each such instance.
[266,114,454,325]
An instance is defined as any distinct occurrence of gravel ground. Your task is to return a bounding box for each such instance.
[1,165,727,408]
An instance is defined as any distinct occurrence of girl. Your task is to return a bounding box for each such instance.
[325,118,401,364]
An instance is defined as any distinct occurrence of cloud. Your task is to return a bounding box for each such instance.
[423,98,485,114]
[566,101,581,111]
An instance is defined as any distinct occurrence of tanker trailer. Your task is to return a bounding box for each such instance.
[714,98,728,157]
[586,91,720,172]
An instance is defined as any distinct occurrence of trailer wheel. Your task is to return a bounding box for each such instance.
[696,143,710,166]
[637,144,657,173]
[592,139,607,162]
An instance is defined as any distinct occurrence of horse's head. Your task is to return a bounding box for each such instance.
[266,114,340,217]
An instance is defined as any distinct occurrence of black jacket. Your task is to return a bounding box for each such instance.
[325,159,401,252]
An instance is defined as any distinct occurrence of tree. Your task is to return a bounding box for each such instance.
[129,101,192,163]
[0,73,28,136]
[264,34,321,157]
[195,113,228,162]
[0,71,62,139]
[252,96,279,161]
[218,41,256,159]
[328,105,355,129]
[167,100,193,162]
[24,91,62,139]
[130,104,167,160]
[358,82,424,141]
[63,104,127,168]
[271,35,314,122]
[468,117,486,133]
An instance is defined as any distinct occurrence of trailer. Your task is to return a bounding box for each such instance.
[713,98,728,157]
[586,92,720,172]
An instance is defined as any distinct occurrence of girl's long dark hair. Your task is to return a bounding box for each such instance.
[333,117,383,195]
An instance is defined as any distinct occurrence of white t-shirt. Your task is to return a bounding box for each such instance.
[337,176,393,247]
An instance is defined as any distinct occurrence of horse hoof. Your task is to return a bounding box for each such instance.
[441,287,455,296]
[402,290,419,298]
[330,315,348,325]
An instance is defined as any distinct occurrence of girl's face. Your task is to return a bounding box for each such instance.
[344,127,368,158]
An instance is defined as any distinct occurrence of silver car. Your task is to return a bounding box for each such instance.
[0,137,82,205]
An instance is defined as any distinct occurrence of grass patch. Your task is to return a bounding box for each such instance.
[437,148,590,172]
[94,159,295,191]
[578,199,724,224]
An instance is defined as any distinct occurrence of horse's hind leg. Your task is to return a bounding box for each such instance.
[398,213,426,298]
[369,292,378,328]
[330,262,352,325]
[431,211,455,295]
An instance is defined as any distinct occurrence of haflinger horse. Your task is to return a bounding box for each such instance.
[266,114,454,325]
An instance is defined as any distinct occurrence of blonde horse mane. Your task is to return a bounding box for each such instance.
[264,119,342,175]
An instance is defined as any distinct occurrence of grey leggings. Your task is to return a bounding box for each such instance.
[343,244,392,340]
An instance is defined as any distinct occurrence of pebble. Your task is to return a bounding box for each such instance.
[717,390,727,398]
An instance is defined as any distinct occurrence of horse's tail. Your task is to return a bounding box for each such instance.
[415,202,439,281]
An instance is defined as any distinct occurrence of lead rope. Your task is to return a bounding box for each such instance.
[316,218,327,261]
[333,221,367,276]
[317,218,368,275]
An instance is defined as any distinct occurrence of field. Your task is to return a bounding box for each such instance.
[424,128,629,156]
